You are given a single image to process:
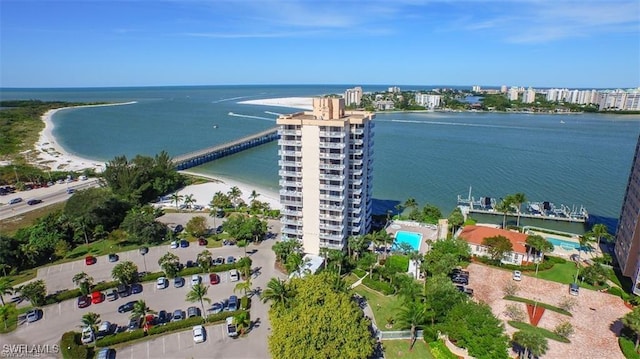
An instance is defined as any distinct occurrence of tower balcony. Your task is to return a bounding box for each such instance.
[319,142,346,149]
[278,170,302,177]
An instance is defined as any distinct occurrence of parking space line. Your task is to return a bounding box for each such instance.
[162,336,165,354]
[130,345,134,359]
[147,341,149,359]
[58,303,61,316]
[178,332,181,350]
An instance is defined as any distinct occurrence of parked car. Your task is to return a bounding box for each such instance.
[213,257,224,266]
[91,291,104,304]
[66,188,75,194]
[27,199,42,205]
[117,301,136,313]
[117,284,131,297]
[106,289,118,301]
[187,306,200,318]
[128,317,141,331]
[513,270,522,281]
[180,239,189,248]
[157,310,168,325]
[186,260,195,268]
[208,302,224,314]
[226,316,238,337]
[193,325,205,343]
[156,277,168,289]
[452,276,468,285]
[96,348,115,359]
[174,277,185,288]
[97,321,113,338]
[191,275,201,286]
[26,309,40,323]
[170,241,179,249]
[209,273,220,285]
[229,269,240,282]
[108,253,119,262]
[8,197,22,205]
[174,224,184,233]
[85,256,97,265]
[81,326,94,344]
[569,282,579,296]
[144,314,156,328]
[172,309,185,322]
[77,296,91,309]
[131,283,143,294]
[227,295,239,312]
[198,237,208,246]
[226,256,236,264]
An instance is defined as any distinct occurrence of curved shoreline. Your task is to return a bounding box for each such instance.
[32,101,137,173]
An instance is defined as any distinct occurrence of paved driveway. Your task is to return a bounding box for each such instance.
[467,263,630,359]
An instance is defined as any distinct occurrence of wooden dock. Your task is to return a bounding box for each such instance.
[173,127,279,170]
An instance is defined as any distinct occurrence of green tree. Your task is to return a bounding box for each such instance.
[448,207,465,237]
[420,203,442,224]
[268,272,375,359]
[18,280,46,306]
[510,193,526,227]
[0,278,14,306]
[72,272,94,296]
[234,277,252,297]
[623,306,640,351]
[482,235,513,263]
[228,186,242,208]
[327,249,346,275]
[186,216,208,237]
[158,252,180,278]
[0,305,10,330]
[131,300,156,329]
[272,240,302,264]
[234,311,251,335]
[512,330,548,359]
[591,223,613,252]
[183,194,196,210]
[209,191,232,213]
[111,261,138,285]
[347,235,368,261]
[196,250,213,273]
[494,196,514,229]
[261,277,293,308]
[395,301,425,349]
[80,312,101,333]
[186,283,211,320]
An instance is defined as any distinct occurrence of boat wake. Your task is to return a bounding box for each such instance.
[389,119,530,130]
[227,112,275,122]
[212,96,250,104]
[264,111,283,116]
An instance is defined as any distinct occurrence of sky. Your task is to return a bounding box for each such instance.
[1,0,639,89]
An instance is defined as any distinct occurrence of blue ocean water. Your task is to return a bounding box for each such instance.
[1,85,639,231]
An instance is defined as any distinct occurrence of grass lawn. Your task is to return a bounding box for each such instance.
[6,268,37,286]
[353,284,403,331]
[533,261,605,291]
[0,304,33,334]
[507,320,570,343]
[344,273,360,287]
[382,340,434,359]
[0,202,65,236]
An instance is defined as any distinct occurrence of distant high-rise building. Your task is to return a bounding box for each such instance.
[508,87,519,101]
[615,134,640,295]
[344,86,363,107]
[500,85,508,93]
[388,86,401,94]
[522,87,536,104]
[414,93,441,109]
[472,85,481,92]
[276,97,375,255]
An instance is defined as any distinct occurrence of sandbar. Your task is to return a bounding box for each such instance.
[238,97,313,110]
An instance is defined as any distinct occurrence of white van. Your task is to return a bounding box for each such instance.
[229,269,240,282]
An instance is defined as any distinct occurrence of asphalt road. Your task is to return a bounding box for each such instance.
[3,214,284,359]
[0,179,100,221]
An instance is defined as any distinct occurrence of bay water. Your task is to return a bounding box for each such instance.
[2,85,639,231]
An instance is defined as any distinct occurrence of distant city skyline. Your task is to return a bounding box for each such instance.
[1,0,638,88]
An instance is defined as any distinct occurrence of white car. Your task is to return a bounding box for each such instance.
[226,316,238,337]
[513,270,522,281]
[81,326,94,344]
[156,277,168,289]
[193,325,205,343]
[191,274,201,286]
[170,241,179,249]
[229,269,240,282]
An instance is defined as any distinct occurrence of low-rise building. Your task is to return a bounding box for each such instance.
[458,225,531,265]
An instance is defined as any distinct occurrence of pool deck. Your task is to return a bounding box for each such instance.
[527,230,600,260]
[386,220,439,254]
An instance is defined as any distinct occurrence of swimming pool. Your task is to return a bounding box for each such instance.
[546,237,590,251]
[394,231,423,252]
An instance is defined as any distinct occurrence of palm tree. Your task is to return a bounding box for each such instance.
[183,194,195,210]
[234,277,252,297]
[327,249,346,275]
[170,192,183,211]
[20,242,40,267]
[131,300,156,329]
[511,193,526,227]
[196,250,213,273]
[395,301,426,350]
[186,284,211,320]
[228,186,242,208]
[319,247,330,270]
[591,224,613,253]
[525,234,545,263]
[408,250,423,279]
[404,197,418,211]
[494,198,512,229]
[234,311,251,335]
[623,306,640,351]
[0,278,14,306]
[80,312,101,333]
[260,278,293,308]
[249,190,260,204]
[72,272,94,296]
[0,305,10,330]
[394,203,405,218]
[512,330,548,359]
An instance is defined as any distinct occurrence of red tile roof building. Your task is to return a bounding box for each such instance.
[458,225,531,265]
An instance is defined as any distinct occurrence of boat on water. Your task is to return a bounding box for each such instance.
[456,188,589,224]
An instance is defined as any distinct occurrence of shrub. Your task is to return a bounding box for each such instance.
[503,282,519,297]
[428,340,459,359]
[362,277,395,295]
[553,321,574,338]
[95,329,145,347]
[46,288,82,304]
[557,296,578,313]
[385,255,410,273]
[206,310,246,324]
[139,272,165,282]
[620,327,640,359]
[60,331,89,359]
[503,304,526,322]
[93,280,120,292]
[423,326,439,342]
[240,296,251,310]
[507,321,570,343]
[148,317,203,335]
[178,267,204,276]
[352,268,366,278]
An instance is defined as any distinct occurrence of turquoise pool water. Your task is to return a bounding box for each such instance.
[546,237,591,251]
[394,231,423,252]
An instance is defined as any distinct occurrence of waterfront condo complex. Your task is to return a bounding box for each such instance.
[615,134,640,295]
[276,97,375,255]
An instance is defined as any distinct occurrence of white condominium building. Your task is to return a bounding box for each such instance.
[508,87,519,101]
[276,97,375,255]
[344,86,363,106]
[414,93,441,109]
[522,87,536,104]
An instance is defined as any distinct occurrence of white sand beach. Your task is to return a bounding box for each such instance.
[29,102,137,173]
[166,170,281,211]
[238,97,313,110]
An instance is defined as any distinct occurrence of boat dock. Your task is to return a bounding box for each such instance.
[173,127,279,170]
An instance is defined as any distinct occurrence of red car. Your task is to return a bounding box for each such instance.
[85,256,97,265]
[209,273,220,285]
[91,291,104,304]
[77,295,91,308]
[198,237,208,246]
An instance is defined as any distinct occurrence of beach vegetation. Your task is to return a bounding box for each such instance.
[64,187,132,235]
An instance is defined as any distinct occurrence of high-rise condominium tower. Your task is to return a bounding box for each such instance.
[277,97,375,255]
[615,135,640,295]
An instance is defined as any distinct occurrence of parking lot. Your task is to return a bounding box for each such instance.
[4,214,284,358]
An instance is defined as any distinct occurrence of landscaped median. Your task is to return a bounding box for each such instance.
[503,295,573,317]
[507,321,570,343]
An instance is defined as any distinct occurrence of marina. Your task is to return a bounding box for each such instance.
[457,188,589,224]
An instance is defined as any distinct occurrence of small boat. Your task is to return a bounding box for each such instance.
[213,125,218,129]
[560,120,565,124]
